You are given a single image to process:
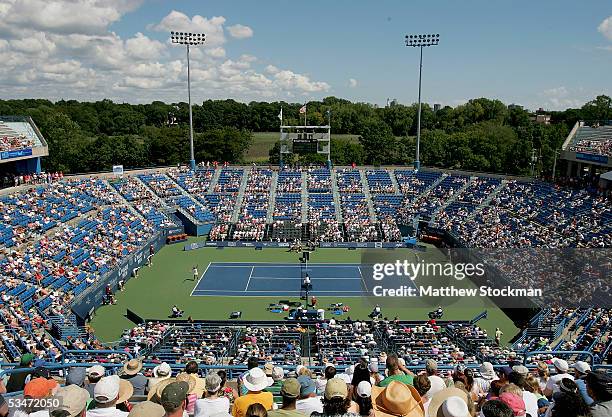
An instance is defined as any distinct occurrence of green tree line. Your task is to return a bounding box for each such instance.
[0,95,609,175]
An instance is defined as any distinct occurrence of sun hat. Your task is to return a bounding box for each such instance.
[371,380,424,417]
[176,373,197,394]
[428,387,469,417]
[499,392,526,416]
[357,381,372,398]
[280,378,301,399]
[264,362,275,376]
[54,384,89,417]
[153,362,172,378]
[24,377,58,398]
[272,366,285,381]
[439,396,470,417]
[205,373,222,393]
[122,359,143,376]
[552,358,569,373]
[243,367,273,392]
[324,377,348,400]
[148,378,176,402]
[297,375,316,397]
[87,365,105,378]
[128,401,165,417]
[572,361,591,375]
[161,381,190,410]
[479,362,496,380]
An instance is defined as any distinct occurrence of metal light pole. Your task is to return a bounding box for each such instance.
[171,31,205,171]
[405,33,440,171]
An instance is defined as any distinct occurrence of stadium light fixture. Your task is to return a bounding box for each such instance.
[171,31,206,171]
[405,33,440,171]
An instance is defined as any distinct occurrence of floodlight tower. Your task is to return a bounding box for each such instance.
[171,31,205,171]
[405,33,440,171]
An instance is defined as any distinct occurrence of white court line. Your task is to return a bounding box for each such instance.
[244,266,254,291]
[208,264,360,268]
[189,262,211,296]
[249,276,361,280]
[358,266,369,293]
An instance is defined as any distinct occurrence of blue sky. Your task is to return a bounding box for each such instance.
[0,0,610,110]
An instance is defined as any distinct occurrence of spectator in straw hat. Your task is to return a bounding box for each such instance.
[176,373,198,416]
[147,378,176,404]
[194,373,230,417]
[127,401,165,417]
[370,380,424,417]
[232,368,274,417]
[87,375,133,417]
[428,387,469,417]
[148,362,172,392]
[54,384,89,417]
[120,359,147,396]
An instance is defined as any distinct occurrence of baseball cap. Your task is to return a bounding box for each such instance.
[552,358,569,372]
[512,365,529,376]
[161,381,190,410]
[325,377,348,400]
[87,365,105,378]
[572,361,591,374]
[128,401,165,417]
[94,375,121,404]
[24,377,58,398]
[280,378,301,399]
[297,375,316,397]
[368,362,379,373]
[499,393,526,416]
[66,367,86,387]
[205,373,222,393]
[54,384,89,417]
[356,381,372,398]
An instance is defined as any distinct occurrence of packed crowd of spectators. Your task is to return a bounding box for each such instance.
[0,133,34,152]
[1,172,63,189]
[569,139,612,157]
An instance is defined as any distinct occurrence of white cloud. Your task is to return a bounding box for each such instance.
[0,0,143,36]
[0,7,331,103]
[540,86,588,110]
[227,24,253,39]
[598,16,612,41]
[150,10,226,47]
[349,78,358,88]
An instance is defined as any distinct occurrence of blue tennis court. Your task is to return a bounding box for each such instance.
[191,262,370,297]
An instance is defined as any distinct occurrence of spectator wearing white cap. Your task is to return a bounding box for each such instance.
[195,373,231,417]
[543,359,574,397]
[87,375,133,417]
[571,361,593,406]
[148,362,172,392]
[232,368,274,417]
[85,365,106,399]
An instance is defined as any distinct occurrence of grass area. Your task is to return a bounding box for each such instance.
[246,132,360,162]
[90,237,518,345]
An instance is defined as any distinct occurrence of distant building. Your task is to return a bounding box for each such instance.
[531,114,551,124]
[389,99,399,107]
[508,104,523,110]
[433,103,441,112]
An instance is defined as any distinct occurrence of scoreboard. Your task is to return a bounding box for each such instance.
[292,138,319,154]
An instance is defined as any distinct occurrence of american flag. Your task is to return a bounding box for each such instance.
[299,104,306,114]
